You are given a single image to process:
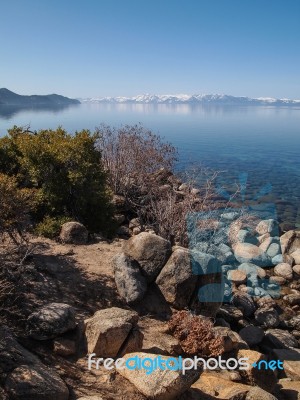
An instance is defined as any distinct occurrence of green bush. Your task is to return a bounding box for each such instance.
[0,126,115,235]
[35,216,72,239]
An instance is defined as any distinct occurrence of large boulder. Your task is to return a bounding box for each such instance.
[239,326,265,346]
[59,221,88,244]
[237,349,277,392]
[280,230,300,254]
[233,242,270,266]
[272,348,300,380]
[0,326,68,400]
[265,329,298,349]
[291,249,300,265]
[5,365,69,400]
[156,247,198,309]
[84,307,139,357]
[113,252,147,304]
[27,303,76,340]
[117,352,199,399]
[123,232,172,282]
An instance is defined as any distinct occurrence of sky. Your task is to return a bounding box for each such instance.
[0,0,299,99]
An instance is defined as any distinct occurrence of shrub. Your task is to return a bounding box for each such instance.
[96,123,178,201]
[168,310,224,357]
[35,215,72,239]
[0,173,36,242]
[0,126,115,234]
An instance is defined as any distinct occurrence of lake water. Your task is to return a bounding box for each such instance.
[1,102,300,228]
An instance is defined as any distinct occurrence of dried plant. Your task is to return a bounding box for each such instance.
[168,310,224,357]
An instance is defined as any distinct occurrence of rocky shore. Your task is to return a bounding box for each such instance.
[1,179,300,399]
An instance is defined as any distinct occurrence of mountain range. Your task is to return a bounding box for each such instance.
[0,88,79,106]
[79,93,300,106]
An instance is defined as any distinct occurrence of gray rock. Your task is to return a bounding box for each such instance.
[118,352,199,399]
[0,326,69,400]
[123,232,171,282]
[293,265,300,275]
[232,292,256,317]
[284,293,300,306]
[5,365,69,400]
[217,305,243,322]
[113,252,147,304]
[236,229,258,245]
[291,249,300,265]
[234,243,270,267]
[213,327,249,352]
[84,307,139,357]
[239,325,265,346]
[265,329,298,349]
[27,303,76,340]
[272,348,300,381]
[254,308,280,328]
[156,247,197,309]
[59,221,88,244]
[272,254,284,265]
[286,316,300,330]
[256,219,278,236]
[246,386,278,400]
[274,263,293,280]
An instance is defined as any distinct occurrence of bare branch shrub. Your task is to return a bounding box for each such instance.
[96,123,178,200]
[168,310,224,357]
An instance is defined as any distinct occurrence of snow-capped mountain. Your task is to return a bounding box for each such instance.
[78,94,300,106]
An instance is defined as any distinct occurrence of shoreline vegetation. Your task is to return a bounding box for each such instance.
[1,124,300,399]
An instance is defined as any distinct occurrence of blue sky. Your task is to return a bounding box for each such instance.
[0,0,299,98]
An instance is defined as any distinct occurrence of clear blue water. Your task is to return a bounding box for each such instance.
[1,103,300,227]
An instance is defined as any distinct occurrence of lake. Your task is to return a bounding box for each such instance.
[1,102,300,228]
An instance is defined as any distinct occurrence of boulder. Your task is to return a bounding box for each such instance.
[277,379,300,400]
[118,327,144,357]
[27,303,76,340]
[237,349,277,392]
[293,265,300,275]
[291,250,300,265]
[156,247,197,309]
[84,307,139,357]
[239,326,264,346]
[232,293,256,317]
[265,329,298,349]
[0,326,69,400]
[59,221,88,244]
[254,307,280,328]
[123,232,172,282]
[213,327,248,352]
[5,365,69,400]
[286,316,300,330]
[187,372,250,399]
[274,263,293,280]
[246,386,278,400]
[272,348,300,380]
[233,243,270,267]
[113,252,147,304]
[280,230,300,254]
[117,352,199,399]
